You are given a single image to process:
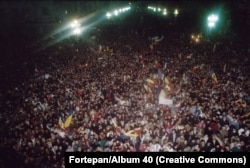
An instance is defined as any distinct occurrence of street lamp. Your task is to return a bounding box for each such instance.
[70,19,82,37]
[207,14,218,28]
[207,14,219,36]
[71,19,80,28]
[73,28,81,35]
[174,9,179,16]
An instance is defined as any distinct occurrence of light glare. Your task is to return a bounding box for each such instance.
[73,28,81,35]
[208,22,215,27]
[208,14,218,22]
[71,20,80,28]
[174,9,179,15]
[114,10,118,16]
[106,12,112,18]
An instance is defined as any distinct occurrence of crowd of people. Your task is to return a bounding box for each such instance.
[1,21,250,168]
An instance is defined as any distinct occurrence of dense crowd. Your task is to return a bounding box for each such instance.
[1,23,250,168]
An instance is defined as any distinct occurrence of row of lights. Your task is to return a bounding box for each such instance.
[68,5,182,37]
[70,19,81,35]
[148,6,179,16]
[207,14,219,28]
[69,6,131,36]
[191,34,202,43]
[106,6,131,19]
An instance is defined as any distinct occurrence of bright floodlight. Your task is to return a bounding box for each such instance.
[114,10,119,16]
[174,9,179,15]
[207,14,219,28]
[208,22,215,28]
[71,20,77,27]
[106,12,112,18]
[153,8,156,12]
[208,14,218,22]
[158,8,161,12]
[71,20,79,28]
[73,28,81,35]
[71,20,80,28]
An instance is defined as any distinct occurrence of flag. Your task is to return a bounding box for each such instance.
[235,99,247,108]
[241,112,250,118]
[125,128,142,137]
[159,97,173,106]
[114,96,129,106]
[112,118,124,134]
[193,65,200,70]
[182,73,188,83]
[152,35,164,44]
[158,69,164,79]
[178,53,182,59]
[164,76,175,93]
[190,65,199,73]
[164,60,167,69]
[144,84,152,93]
[112,118,120,132]
[64,115,73,128]
[211,73,218,83]
[186,53,192,59]
[125,130,138,137]
[158,89,173,106]
[175,102,181,108]
[150,44,154,50]
[144,84,148,92]
[164,77,171,91]
[112,118,118,127]
[223,64,227,72]
[210,69,218,83]
[146,78,154,84]
[58,117,65,129]
[164,77,169,84]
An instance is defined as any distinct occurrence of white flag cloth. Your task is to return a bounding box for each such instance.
[158,90,173,106]
[47,125,65,138]
[159,97,173,106]
[115,96,129,106]
[152,35,164,43]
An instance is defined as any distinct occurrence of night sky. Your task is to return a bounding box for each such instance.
[0,0,249,92]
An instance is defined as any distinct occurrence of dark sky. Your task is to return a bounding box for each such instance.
[0,0,249,93]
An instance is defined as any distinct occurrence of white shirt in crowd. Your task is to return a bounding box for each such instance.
[149,143,162,152]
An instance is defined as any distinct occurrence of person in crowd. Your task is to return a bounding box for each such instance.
[1,22,249,168]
